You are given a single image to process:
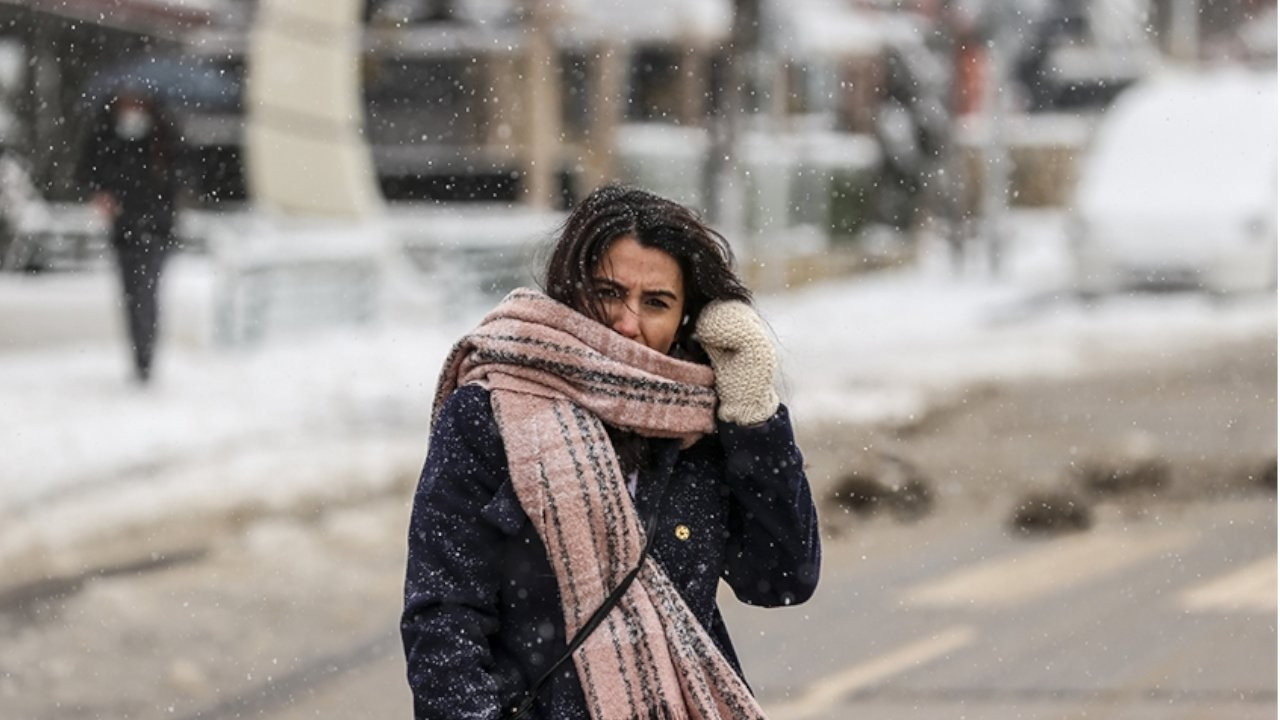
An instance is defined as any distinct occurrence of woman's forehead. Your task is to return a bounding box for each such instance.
[595,237,682,289]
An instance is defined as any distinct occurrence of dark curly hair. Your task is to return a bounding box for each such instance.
[541,184,752,361]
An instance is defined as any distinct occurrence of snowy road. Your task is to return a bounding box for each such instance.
[735,497,1275,720]
[2,486,1270,719]
[1,334,1273,719]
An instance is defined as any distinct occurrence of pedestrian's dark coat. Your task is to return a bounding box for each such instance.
[402,383,820,720]
[79,99,180,245]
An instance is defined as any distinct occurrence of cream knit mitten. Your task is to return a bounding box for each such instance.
[694,301,780,426]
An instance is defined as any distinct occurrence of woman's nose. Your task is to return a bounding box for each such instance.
[611,302,641,338]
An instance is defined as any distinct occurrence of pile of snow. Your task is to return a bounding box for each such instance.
[777,0,919,58]
[1076,68,1278,218]
[559,0,732,43]
[763,211,1275,425]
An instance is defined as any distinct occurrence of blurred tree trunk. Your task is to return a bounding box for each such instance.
[979,0,1014,276]
[703,0,759,229]
[1168,0,1200,61]
[26,14,62,195]
[485,54,522,147]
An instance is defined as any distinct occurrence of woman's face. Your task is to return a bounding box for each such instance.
[591,234,685,354]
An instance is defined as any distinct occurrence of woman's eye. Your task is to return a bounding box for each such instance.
[645,298,670,310]
[594,285,621,299]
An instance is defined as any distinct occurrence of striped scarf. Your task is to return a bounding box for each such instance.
[433,289,767,720]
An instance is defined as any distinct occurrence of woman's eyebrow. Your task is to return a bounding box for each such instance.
[642,288,680,301]
[592,277,679,300]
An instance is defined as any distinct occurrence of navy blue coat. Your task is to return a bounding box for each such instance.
[402,384,821,720]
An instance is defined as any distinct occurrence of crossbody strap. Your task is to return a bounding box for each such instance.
[504,471,672,720]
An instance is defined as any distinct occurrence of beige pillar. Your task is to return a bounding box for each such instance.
[522,0,562,210]
[245,0,381,218]
[581,42,624,193]
[675,47,708,127]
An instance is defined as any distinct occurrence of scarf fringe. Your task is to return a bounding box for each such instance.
[645,702,683,720]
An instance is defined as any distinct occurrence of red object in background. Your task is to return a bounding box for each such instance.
[953,41,986,115]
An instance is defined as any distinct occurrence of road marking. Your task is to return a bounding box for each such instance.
[1179,555,1277,613]
[765,625,976,720]
[902,530,1191,608]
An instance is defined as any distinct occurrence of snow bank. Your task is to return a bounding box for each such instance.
[1076,68,1278,216]
[559,0,732,43]
[777,0,919,58]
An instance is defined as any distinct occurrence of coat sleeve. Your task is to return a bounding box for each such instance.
[77,113,112,195]
[718,404,822,607]
[401,386,507,720]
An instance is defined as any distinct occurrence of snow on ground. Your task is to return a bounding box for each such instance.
[765,211,1276,425]
[0,208,1274,572]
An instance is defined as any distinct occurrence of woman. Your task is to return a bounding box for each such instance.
[402,185,820,719]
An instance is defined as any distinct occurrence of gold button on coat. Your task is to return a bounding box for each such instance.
[674,524,691,541]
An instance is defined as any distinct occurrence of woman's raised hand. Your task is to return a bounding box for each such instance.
[694,301,779,426]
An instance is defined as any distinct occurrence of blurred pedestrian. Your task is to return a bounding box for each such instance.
[78,87,181,383]
[401,184,821,719]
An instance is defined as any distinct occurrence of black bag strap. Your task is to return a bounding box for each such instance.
[504,471,672,720]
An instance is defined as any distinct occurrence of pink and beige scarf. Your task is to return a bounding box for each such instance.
[433,288,767,720]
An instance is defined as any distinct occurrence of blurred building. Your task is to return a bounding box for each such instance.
[0,1,237,205]
[0,0,1270,218]
[0,1,892,211]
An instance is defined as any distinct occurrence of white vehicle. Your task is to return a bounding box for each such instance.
[1068,69,1278,294]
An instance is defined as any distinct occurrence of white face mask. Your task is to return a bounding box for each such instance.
[114,107,153,140]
